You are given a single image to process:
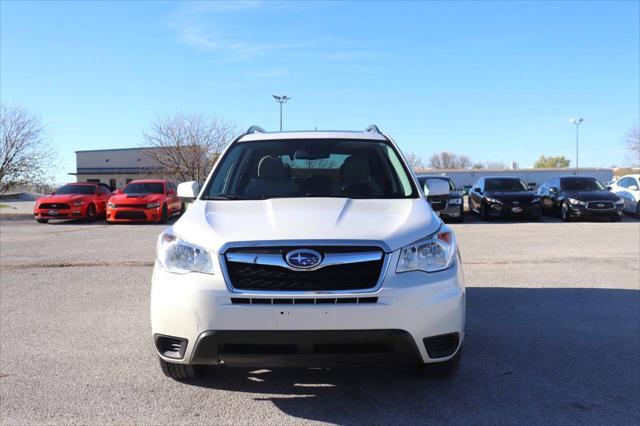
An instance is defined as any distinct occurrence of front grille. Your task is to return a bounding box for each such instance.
[114,204,147,209]
[225,246,385,291]
[230,297,378,305]
[587,201,614,210]
[115,210,147,219]
[40,203,70,209]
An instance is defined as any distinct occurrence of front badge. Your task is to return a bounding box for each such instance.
[285,249,322,269]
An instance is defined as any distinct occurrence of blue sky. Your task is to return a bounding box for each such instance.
[1,0,638,183]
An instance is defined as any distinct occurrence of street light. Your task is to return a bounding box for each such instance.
[272,95,291,131]
[569,118,583,175]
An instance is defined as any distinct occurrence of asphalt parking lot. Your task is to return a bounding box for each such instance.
[1,212,639,425]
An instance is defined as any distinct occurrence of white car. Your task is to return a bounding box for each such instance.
[151,125,465,380]
[609,174,640,215]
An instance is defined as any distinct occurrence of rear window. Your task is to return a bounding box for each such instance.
[122,182,164,194]
[203,139,418,200]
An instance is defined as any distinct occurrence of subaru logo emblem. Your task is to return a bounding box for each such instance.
[513,201,520,205]
[597,203,604,207]
[285,249,322,269]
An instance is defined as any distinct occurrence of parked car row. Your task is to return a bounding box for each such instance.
[417,174,638,222]
[33,179,183,224]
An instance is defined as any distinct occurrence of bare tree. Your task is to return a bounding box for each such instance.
[142,113,237,183]
[429,152,472,169]
[404,152,425,171]
[0,104,54,194]
[627,126,639,167]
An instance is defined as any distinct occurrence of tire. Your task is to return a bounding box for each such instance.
[158,358,201,381]
[611,214,622,222]
[84,204,96,222]
[160,204,168,223]
[420,349,462,378]
[36,218,49,224]
[480,204,489,221]
[636,202,640,217]
[561,202,573,222]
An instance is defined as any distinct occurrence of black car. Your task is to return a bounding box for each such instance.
[469,177,542,220]
[537,176,624,221]
[417,175,464,222]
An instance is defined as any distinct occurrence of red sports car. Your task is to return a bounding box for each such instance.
[106,179,182,223]
[33,182,112,223]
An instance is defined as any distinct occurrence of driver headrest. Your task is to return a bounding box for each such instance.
[258,156,286,180]
[340,155,371,181]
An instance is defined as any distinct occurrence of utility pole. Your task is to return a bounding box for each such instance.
[569,118,583,175]
[272,95,291,131]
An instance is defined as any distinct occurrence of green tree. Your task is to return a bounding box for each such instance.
[533,155,570,168]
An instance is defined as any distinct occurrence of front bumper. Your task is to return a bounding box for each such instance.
[567,205,623,219]
[107,207,161,222]
[486,203,542,218]
[34,205,87,219]
[150,251,465,366]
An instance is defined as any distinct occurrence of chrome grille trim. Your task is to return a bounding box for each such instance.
[226,251,383,272]
[586,200,615,210]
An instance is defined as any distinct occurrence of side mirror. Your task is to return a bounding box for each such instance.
[423,179,450,197]
[177,181,200,202]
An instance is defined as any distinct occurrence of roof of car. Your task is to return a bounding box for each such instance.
[238,130,388,142]
[125,179,167,184]
[416,175,453,180]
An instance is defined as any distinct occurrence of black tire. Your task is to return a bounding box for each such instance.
[85,204,96,222]
[561,202,573,222]
[611,214,622,222]
[159,358,201,381]
[480,204,489,221]
[36,218,49,224]
[636,202,640,217]
[160,204,168,223]
[420,349,462,378]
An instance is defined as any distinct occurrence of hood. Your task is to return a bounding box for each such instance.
[563,190,619,202]
[109,193,163,204]
[36,194,89,204]
[173,198,441,253]
[485,191,537,202]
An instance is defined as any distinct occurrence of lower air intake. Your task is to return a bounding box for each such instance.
[423,333,459,359]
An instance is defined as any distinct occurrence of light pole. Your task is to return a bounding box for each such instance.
[569,118,583,175]
[272,95,290,131]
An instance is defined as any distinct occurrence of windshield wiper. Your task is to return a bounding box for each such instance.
[202,195,251,200]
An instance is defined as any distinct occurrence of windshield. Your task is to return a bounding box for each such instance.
[561,178,605,191]
[122,182,164,194]
[418,177,455,191]
[485,178,528,192]
[203,139,417,200]
[55,185,96,195]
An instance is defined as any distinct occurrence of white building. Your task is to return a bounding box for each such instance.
[70,147,167,190]
[417,168,614,189]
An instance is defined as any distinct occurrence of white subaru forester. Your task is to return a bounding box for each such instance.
[151,125,465,380]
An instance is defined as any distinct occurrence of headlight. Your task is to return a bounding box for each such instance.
[396,228,456,273]
[156,228,214,274]
[531,197,541,203]
[485,197,502,204]
[449,198,463,205]
[147,202,160,209]
[107,202,116,208]
[567,198,586,207]
[72,200,85,206]
[615,198,624,206]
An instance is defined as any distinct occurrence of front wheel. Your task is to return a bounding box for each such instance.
[420,349,462,378]
[561,202,573,222]
[36,218,49,224]
[84,204,96,222]
[480,204,490,221]
[158,358,201,381]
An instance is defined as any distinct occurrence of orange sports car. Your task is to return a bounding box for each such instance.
[34,182,112,223]
[107,179,183,223]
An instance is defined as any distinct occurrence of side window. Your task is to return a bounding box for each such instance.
[618,177,631,188]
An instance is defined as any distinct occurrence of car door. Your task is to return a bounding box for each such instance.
[166,182,179,213]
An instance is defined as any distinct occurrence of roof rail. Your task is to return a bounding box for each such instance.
[246,125,266,134]
[365,124,382,134]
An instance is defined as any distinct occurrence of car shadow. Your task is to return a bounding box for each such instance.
[455,213,639,225]
[181,287,640,424]
[42,216,181,226]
